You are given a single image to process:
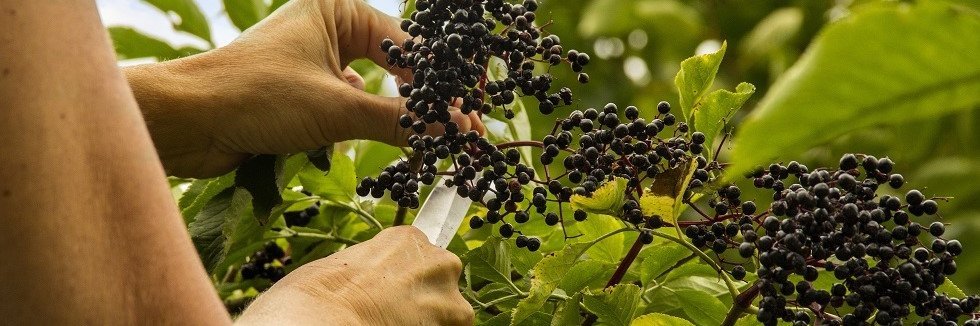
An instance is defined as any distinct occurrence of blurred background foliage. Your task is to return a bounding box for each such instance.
[107,0,980,294]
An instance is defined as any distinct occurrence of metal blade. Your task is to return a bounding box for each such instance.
[412,185,472,248]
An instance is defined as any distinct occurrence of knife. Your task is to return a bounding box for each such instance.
[412,184,473,248]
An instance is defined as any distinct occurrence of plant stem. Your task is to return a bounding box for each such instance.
[323,199,383,229]
[604,236,645,288]
[268,229,361,246]
[649,230,742,301]
[721,282,760,326]
[293,232,360,246]
[495,140,544,150]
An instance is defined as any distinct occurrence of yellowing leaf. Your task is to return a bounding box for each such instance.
[639,161,697,224]
[640,195,675,223]
[570,177,629,216]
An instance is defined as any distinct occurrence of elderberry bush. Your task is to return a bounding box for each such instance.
[681,154,977,325]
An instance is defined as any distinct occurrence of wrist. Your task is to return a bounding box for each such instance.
[123,51,236,177]
[237,264,379,325]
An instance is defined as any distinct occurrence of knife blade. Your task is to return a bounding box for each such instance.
[412,185,472,248]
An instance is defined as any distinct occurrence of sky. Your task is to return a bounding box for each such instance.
[95,0,402,50]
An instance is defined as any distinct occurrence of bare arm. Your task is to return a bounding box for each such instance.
[0,1,228,324]
[0,0,472,324]
[123,0,483,178]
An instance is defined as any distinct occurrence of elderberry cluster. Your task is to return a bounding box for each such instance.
[556,101,699,226]
[682,185,758,265]
[694,154,976,325]
[359,0,591,214]
[461,101,705,250]
[240,241,290,282]
[283,203,320,227]
[386,0,589,126]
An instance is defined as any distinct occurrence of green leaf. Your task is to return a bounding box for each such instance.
[552,293,583,326]
[510,242,544,276]
[353,140,402,178]
[583,284,643,326]
[141,0,212,44]
[270,0,289,12]
[213,240,267,280]
[738,7,804,68]
[235,155,282,225]
[575,214,627,264]
[278,154,308,189]
[570,177,629,216]
[463,237,513,285]
[692,82,755,159]
[639,242,691,285]
[937,278,967,298]
[512,242,593,324]
[731,2,980,174]
[305,145,334,172]
[401,0,417,19]
[179,174,235,224]
[732,315,757,326]
[350,59,389,95]
[223,0,268,31]
[560,259,617,293]
[486,311,551,326]
[299,149,357,201]
[188,187,251,273]
[631,313,694,326]
[675,290,727,326]
[674,41,727,122]
[578,0,702,42]
[639,159,697,224]
[107,27,204,60]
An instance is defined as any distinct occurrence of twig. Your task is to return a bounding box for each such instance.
[721,282,760,326]
[604,236,645,288]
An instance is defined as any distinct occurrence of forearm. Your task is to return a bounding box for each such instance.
[123,52,249,178]
[0,1,228,324]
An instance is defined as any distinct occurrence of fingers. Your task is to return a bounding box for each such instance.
[341,0,413,82]
[341,67,365,90]
[351,92,485,146]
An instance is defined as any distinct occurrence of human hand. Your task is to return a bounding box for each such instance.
[126,0,484,178]
[235,226,473,325]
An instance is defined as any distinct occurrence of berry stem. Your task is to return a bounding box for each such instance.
[721,282,760,326]
[712,130,731,161]
[604,236,645,288]
[495,140,545,150]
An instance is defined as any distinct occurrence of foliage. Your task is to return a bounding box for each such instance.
[107,0,980,324]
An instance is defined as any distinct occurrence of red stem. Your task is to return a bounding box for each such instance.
[604,236,645,288]
[721,282,760,326]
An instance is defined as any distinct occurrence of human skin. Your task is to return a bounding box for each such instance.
[0,0,475,324]
[124,0,484,178]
